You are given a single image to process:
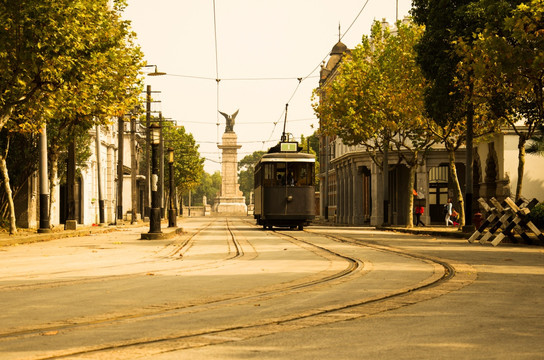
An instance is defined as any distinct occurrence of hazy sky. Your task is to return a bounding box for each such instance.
[123,0,413,173]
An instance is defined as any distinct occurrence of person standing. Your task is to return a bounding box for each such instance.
[445,198,454,226]
[415,204,425,226]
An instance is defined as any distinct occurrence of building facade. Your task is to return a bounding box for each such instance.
[15,116,147,228]
[317,40,544,227]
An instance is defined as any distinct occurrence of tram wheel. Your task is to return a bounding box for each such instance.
[298,224,304,231]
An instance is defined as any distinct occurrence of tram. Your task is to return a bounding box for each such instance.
[253,141,315,230]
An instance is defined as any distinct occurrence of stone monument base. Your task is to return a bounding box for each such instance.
[214,196,247,215]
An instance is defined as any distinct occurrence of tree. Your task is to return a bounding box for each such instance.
[193,171,221,206]
[238,151,265,204]
[163,124,204,206]
[300,133,320,190]
[0,0,143,233]
[313,20,435,227]
[412,0,518,225]
[527,124,544,157]
[0,130,38,228]
[458,0,544,199]
[39,0,143,223]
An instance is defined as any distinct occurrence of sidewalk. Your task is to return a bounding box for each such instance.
[0,219,181,247]
[312,218,544,245]
[377,224,470,239]
[312,218,467,237]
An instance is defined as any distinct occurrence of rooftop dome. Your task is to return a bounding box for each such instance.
[330,41,347,55]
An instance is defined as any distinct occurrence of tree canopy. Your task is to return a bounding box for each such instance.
[313,19,436,226]
[456,0,544,199]
[163,123,205,197]
[1,0,141,133]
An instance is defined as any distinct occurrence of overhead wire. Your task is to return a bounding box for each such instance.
[212,0,221,165]
[159,0,373,161]
[262,0,372,147]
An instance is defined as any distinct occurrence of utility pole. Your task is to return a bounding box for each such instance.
[159,112,164,218]
[144,84,151,220]
[383,136,390,226]
[464,83,475,231]
[168,147,176,228]
[130,112,138,224]
[117,116,124,222]
[38,124,51,233]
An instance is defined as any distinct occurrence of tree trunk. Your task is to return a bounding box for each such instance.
[0,156,17,234]
[0,112,11,133]
[405,164,417,228]
[383,136,390,225]
[516,135,526,201]
[448,148,465,227]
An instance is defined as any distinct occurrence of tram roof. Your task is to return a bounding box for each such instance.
[259,152,315,163]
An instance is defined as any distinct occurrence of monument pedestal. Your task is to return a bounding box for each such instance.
[214,196,247,214]
[216,132,247,215]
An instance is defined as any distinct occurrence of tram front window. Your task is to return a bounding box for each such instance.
[263,162,314,187]
[287,163,314,187]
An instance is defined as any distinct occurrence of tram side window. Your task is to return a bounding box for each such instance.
[263,163,275,186]
[254,166,261,187]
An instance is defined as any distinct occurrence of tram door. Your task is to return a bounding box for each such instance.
[428,166,449,224]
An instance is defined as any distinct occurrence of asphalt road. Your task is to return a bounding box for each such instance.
[0,217,543,359]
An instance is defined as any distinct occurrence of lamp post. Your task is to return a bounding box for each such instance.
[168,147,177,228]
[143,65,166,220]
[149,123,162,234]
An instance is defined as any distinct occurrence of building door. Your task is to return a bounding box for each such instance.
[428,166,448,224]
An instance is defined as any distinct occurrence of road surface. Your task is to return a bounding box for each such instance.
[1,216,543,359]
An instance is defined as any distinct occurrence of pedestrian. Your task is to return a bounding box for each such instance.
[451,209,459,226]
[415,204,425,226]
[444,198,454,226]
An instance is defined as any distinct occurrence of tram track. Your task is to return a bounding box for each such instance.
[0,220,476,360]
[0,222,216,292]
[0,219,357,349]
[0,219,244,292]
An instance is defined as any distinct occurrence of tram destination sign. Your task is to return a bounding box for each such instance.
[280,142,298,152]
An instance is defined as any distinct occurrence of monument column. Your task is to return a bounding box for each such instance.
[214,110,247,215]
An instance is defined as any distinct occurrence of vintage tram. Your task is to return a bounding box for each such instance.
[253,141,315,230]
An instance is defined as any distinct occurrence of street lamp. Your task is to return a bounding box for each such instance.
[143,65,165,220]
[168,147,177,228]
[149,123,162,234]
[147,65,166,77]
